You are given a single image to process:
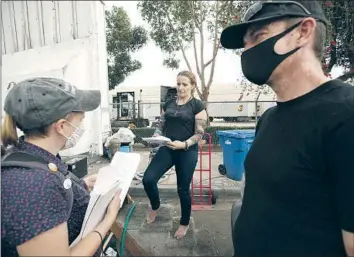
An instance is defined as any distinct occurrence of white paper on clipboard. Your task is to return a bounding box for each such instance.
[142,136,171,145]
[70,152,141,247]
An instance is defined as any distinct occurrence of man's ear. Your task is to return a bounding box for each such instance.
[297,18,317,47]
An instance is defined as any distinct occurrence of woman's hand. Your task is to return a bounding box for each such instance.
[104,189,122,224]
[166,140,185,150]
[83,174,97,191]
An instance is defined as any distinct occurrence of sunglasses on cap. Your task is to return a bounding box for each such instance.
[243,1,312,22]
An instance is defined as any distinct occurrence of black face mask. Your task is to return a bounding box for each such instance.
[241,21,302,85]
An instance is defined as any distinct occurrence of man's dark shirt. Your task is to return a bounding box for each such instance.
[233,80,354,257]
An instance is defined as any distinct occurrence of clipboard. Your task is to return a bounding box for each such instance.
[70,152,141,247]
[142,136,171,145]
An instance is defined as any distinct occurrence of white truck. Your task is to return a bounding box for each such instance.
[108,84,276,123]
[1,0,111,156]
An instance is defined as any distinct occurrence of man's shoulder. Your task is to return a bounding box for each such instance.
[329,79,353,88]
[331,78,354,90]
[292,80,354,120]
[301,80,354,138]
[319,80,354,118]
[255,106,276,134]
[321,79,354,103]
[259,106,276,121]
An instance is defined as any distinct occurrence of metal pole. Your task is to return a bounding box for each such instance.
[118,94,122,120]
[255,91,261,125]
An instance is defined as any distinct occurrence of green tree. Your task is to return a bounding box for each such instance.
[138,0,245,103]
[321,0,354,82]
[106,6,148,90]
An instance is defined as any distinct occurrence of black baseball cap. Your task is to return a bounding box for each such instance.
[220,0,329,49]
[4,77,101,130]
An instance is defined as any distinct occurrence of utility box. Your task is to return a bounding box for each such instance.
[65,156,88,179]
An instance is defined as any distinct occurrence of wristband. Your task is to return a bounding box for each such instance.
[184,141,188,151]
[93,230,104,254]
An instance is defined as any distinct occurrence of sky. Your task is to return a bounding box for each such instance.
[104,1,245,88]
[104,1,344,89]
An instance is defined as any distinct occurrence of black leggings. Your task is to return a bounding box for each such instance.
[142,146,198,226]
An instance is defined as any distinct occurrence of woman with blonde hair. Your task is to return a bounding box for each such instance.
[143,71,207,239]
[1,78,121,256]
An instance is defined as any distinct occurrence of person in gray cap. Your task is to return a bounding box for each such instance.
[1,77,121,256]
[220,1,354,256]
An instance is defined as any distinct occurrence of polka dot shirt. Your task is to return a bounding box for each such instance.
[1,140,91,256]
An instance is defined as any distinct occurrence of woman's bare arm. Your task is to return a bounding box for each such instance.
[17,191,121,256]
[17,223,71,256]
[71,217,113,256]
[17,218,112,256]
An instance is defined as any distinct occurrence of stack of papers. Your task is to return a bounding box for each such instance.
[142,136,171,146]
[70,151,141,247]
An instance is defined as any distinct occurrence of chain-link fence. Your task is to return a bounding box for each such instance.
[109,100,277,125]
[109,99,276,146]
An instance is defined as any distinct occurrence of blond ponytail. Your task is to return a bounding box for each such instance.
[1,114,18,147]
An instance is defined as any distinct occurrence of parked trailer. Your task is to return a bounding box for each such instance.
[109,85,176,126]
[207,98,276,121]
[1,0,111,156]
[109,84,276,123]
[205,85,276,121]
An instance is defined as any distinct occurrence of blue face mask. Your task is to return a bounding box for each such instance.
[241,21,302,85]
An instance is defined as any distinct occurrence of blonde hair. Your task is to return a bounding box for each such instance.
[177,70,197,95]
[1,114,19,147]
[1,112,67,148]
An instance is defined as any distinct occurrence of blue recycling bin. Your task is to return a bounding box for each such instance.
[120,146,131,152]
[216,129,255,181]
[120,142,133,153]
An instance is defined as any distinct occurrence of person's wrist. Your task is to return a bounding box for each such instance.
[80,179,89,191]
[184,141,189,150]
[107,211,118,224]
[92,230,103,249]
[95,219,111,238]
[99,214,116,232]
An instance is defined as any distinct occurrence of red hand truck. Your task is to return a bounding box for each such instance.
[191,133,216,210]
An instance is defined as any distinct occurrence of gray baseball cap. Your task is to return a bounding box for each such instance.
[4,77,101,130]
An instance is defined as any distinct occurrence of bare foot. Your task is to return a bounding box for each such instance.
[146,209,157,224]
[174,225,189,239]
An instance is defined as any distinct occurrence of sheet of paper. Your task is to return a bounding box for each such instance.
[109,152,141,206]
[70,152,141,247]
[142,136,171,145]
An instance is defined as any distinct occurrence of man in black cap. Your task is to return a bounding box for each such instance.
[220,1,354,256]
